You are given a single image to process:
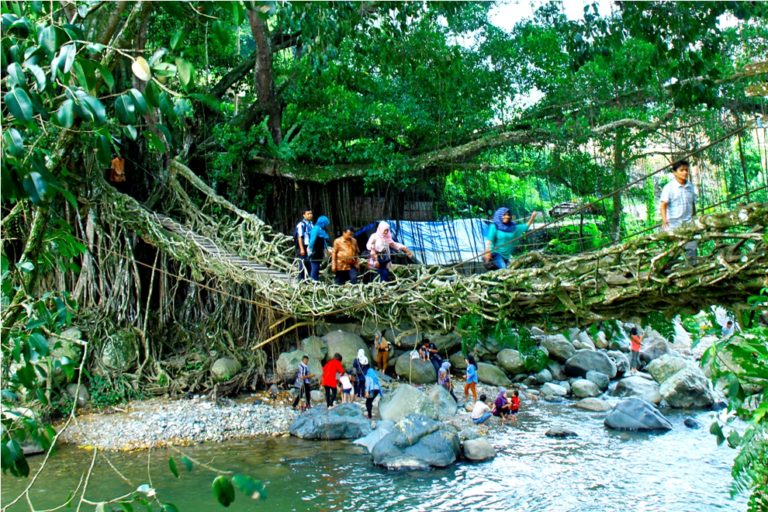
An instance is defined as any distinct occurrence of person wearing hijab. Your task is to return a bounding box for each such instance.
[364,367,381,419]
[492,387,512,424]
[366,221,413,282]
[438,361,458,402]
[308,215,331,281]
[483,207,538,270]
[353,349,370,398]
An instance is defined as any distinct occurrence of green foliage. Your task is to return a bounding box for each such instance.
[546,223,608,255]
[458,316,549,371]
[456,313,483,355]
[699,290,768,509]
[87,373,143,409]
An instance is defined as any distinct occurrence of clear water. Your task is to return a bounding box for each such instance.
[2,402,745,512]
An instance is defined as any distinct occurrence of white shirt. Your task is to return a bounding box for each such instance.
[660,179,696,228]
[471,401,491,420]
[339,374,353,390]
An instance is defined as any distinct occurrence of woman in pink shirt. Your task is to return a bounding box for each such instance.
[366,221,412,282]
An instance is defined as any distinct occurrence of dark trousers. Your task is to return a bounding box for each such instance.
[293,382,311,408]
[310,261,322,281]
[324,385,337,407]
[376,267,390,282]
[297,256,310,281]
[354,372,366,397]
[365,389,380,418]
[335,267,358,285]
[430,357,442,377]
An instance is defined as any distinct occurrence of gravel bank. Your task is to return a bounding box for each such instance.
[58,395,299,451]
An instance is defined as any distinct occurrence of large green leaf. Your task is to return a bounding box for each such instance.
[97,64,114,92]
[175,58,193,87]
[4,87,34,121]
[232,474,266,500]
[38,25,58,56]
[95,134,112,167]
[26,63,46,90]
[3,127,24,157]
[7,62,25,87]
[54,99,75,128]
[22,171,48,204]
[115,95,136,124]
[211,476,235,507]
[128,88,148,115]
[78,92,107,125]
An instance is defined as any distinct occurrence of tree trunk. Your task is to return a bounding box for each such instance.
[611,132,627,243]
[247,10,282,145]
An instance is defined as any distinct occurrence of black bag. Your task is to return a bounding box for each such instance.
[377,254,391,267]
[483,259,498,270]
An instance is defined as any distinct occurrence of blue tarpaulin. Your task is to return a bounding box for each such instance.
[386,219,489,266]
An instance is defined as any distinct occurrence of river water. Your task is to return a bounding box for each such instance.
[2,401,744,512]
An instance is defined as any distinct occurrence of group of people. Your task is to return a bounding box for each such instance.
[294,209,413,284]
[470,388,530,425]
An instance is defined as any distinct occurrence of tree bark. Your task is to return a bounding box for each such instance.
[247,9,282,145]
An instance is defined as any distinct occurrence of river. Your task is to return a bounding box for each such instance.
[1,401,744,511]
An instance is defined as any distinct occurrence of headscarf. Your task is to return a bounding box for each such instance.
[357,349,368,367]
[492,207,517,233]
[366,367,380,389]
[496,387,507,401]
[308,215,330,249]
[374,221,394,244]
[441,361,451,371]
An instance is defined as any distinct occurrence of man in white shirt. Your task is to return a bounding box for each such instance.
[294,208,314,280]
[660,160,697,265]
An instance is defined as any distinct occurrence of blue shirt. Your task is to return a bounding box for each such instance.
[466,364,478,383]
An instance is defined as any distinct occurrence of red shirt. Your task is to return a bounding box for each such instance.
[630,334,642,352]
[510,396,520,412]
[322,359,344,387]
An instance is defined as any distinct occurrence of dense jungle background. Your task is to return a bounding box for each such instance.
[1,1,767,509]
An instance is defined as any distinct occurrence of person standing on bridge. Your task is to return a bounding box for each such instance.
[331,227,360,285]
[366,221,413,282]
[660,159,697,266]
[294,208,314,280]
[308,215,331,281]
[484,207,537,270]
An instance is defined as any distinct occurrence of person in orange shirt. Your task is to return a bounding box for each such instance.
[629,327,643,373]
[322,353,344,407]
[331,227,360,285]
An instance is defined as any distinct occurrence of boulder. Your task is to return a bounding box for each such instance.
[585,370,610,391]
[571,379,601,398]
[540,335,575,363]
[462,438,496,461]
[210,357,241,382]
[289,403,372,440]
[555,380,571,395]
[659,366,715,408]
[547,361,567,381]
[310,390,323,403]
[322,330,371,371]
[534,368,553,384]
[574,331,596,351]
[354,420,396,452]
[496,349,526,375]
[101,329,138,371]
[609,335,630,352]
[474,336,503,359]
[66,383,89,407]
[477,363,512,387]
[429,332,462,354]
[275,350,322,383]
[300,336,327,362]
[395,353,437,384]
[610,375,661,404]
[458,427,481,442]
[378,384,437,421]
[385,326,421,348]
[449,352,468,370]
[646,354,691,384]
[606,351,630,376]
[594,331,609,350]
[640,334,671,363]
[684,417,702,429]
[425,385,459,420]
[372,414,460,469]
[315,321,360,336]
[545,428,578,438]
[565,350,617,379]
[573,398,615,412]
[541,382,569,398]
[604,398,673,431]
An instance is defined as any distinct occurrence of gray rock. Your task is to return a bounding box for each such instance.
[275,350,322,382]
[604,398,673,431]
[378,384,437,421]
[425,385,459,420]
[567,327,581,341]
[300,336,328,362]
[640,334,671,363]
[610,376,661,404]
[66,383,90,407]
[310,390,323,403]
[354,420,395,452]
[534,368,553,384]
[659,366,715,408]
[101,329,138,371]
[322,330,372,371]
[289,403,372,440]
[450,352,468,370]
[606,351,630,376]
[211,357,242,382]
[586,370,610,391]
[477,363,512,387]
[547,361,567,381]
[541,382,568,397]
[573,331,596,351]
[385,326,421,348]
[565,350,617,379]
[458,427,481,442]
[372,414,460,469]
[429,332,462,354]
[646,354,691,384]
[571,379,600,398]
[530,326,547,336]
[496,349,526,375]
[462,438,496,461]
[545,428,578,438]
[395,353,437,384]
[684,417,702,429]
[540,335,575,363]
[474,336,503,359]
[573,398,615,412]
[594,331,609,350]
[556,380,571,394]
